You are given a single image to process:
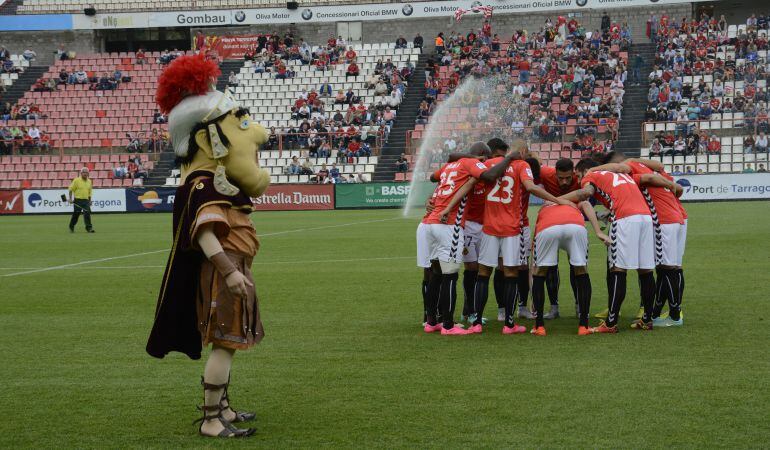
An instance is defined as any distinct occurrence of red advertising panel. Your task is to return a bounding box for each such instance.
[0,190,23,214]
[252,184,334,211]
[205,34,266,60]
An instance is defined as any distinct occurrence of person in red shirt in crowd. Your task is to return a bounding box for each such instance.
[344,46,357,63]
[417,142,495,335]
[440,140,574,335]
[707,135,721,154]
[597,153,686,327]
[346,61,359,78]
[559,158,659,333]
[346,139,361,160]
[127,159,139,179]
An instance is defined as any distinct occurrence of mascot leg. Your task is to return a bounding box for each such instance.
[198,346,255,438]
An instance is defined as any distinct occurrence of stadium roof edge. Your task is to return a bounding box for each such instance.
[0,0,703,32]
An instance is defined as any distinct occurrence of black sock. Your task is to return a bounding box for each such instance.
[545,265,560,306]
[503,276,519,327]
[421,279,429,323]
[532,275,546,328]
[639,271,656,323]
[575,273,592,327]
[462,270,478,317]
[668,269,683,321]
[652,267,667,318]
[569,265,578,304]
[517,268,530,308]
[607,271,627,327]
[473,275,490,325]
[425,271,442,326]
[439,273,459,329]
[493,268,505,309]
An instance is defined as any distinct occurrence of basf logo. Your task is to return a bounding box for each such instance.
[27,192,43,208]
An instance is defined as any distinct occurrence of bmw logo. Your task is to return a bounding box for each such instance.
[650,0,660,2]
[301,8,313,20]
[576,0,588,6]
[471,1,482,8]
[402,4,413,16]
[234,11,245,22]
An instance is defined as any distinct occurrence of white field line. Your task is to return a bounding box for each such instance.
[2,217,404,278]
[0,256,414,272]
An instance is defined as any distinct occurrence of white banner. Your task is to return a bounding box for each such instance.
[22,189,127,213]
[72,0,702,30]
[674,174,770,201]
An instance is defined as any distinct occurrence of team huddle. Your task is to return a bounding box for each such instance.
[416,138,687,335]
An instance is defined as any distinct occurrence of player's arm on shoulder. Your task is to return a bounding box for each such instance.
[523,179,576,208]
[439,178,477,223]
[559,184,594,203]
[639,173,677,191]
[626,158,664,172]
[446,152,477,163]
[579,200,611,246]
[479,154,514,182]
[588,162,631,173]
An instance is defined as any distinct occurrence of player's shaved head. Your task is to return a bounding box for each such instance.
[525,157,541,181]
[510,139,529,157]
[601,151,626,164]
[486,137,508,155]
[469,141,491,158]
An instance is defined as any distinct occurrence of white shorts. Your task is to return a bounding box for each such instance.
[478,232,524,267]
[608,214,655,270]
[678,219,687,263]
[520,225,531,266]
[656,222,683,266]
[534,224,589,267]
[425,223,465,264]
[416,222,431,268]
[462,220,483,263]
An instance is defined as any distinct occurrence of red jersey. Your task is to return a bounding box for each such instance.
[659,169,688,219]
[539,165,579,196]
[580,171,651,220]
[465,181,486,224]
[480,157,533,237]
[424,158,486,226]
[627,162,684,225]
[535,204,585,235]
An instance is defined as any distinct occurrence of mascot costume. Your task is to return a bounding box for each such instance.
[146,54,271,438]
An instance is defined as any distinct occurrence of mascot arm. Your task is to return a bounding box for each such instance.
[198,224,253,298]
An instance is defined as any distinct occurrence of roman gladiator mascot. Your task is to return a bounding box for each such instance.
[146,54,271,438]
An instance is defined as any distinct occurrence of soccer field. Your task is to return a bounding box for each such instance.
[1,203,769,448]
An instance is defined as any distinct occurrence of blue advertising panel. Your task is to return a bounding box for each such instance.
[0,14,72,31]
[125,187,177,212]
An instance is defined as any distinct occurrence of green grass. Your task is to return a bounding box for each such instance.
[0,204,769,449]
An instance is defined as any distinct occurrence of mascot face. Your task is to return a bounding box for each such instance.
[193,108,270,198]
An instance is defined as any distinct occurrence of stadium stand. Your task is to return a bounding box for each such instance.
[398,16,630,181]
[640,15,770,174]
[0,153,157,188]
[226,39,418,184]
[15,0,383,14]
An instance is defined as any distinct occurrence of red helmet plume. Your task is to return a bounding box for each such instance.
[155,54,221,115]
